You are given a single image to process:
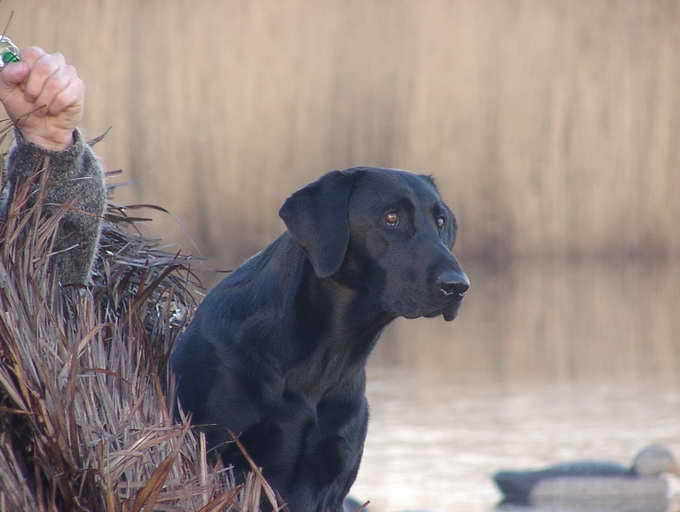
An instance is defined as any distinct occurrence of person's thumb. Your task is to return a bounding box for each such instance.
[0,61,28,97]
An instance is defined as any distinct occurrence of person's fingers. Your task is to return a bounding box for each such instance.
[48,76,84,115]
[0,47,47,92]
[18,46,48,67]
[24,51,65,101]
[35,64,77,114]
[0,47,46,99]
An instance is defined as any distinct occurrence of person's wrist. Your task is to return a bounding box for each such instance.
[23,128,75,151]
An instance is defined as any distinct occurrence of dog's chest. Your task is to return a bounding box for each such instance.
[284,338,360,401]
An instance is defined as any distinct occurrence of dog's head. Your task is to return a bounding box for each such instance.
[279,167,469,321]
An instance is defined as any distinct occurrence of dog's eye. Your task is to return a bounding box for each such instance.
[384,211,399,226]
[436,216,446,229]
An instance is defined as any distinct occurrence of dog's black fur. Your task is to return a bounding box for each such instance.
[171,167,469,511]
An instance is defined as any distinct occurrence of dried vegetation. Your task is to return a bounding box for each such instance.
[0,132,280,511]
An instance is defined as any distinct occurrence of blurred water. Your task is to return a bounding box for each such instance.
[351,261,680,511]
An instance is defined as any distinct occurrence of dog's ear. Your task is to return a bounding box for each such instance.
[279,170,355,278]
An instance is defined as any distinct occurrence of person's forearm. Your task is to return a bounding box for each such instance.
[1,129,106,285]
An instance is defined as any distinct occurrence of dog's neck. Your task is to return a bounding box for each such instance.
[300,263,394,342]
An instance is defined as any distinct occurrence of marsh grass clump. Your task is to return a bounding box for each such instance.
[0,135,280,511]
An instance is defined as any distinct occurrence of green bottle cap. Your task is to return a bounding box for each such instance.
[0,37,20,68]
[2,51,19,64]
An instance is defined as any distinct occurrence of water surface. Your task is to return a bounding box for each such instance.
[351,262,680,511]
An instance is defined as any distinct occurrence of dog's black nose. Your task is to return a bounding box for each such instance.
[438,271,470,297]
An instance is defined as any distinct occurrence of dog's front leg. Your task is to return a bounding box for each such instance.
[311,390,370,511]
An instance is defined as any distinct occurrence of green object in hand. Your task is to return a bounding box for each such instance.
[0,36,19,67]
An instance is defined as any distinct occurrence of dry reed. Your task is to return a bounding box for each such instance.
[0,132,280,511]
[6,0,680,265]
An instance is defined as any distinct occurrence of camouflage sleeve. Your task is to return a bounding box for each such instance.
[0,129,106,285]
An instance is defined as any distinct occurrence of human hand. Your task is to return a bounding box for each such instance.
[0,46,84,151]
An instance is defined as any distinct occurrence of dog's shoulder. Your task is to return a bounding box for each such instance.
[174,234,307,363]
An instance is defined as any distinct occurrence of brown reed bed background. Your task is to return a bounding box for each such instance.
[0,134,281,510]
[4,0,680,269]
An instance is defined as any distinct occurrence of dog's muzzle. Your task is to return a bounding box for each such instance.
[437,270,470,321]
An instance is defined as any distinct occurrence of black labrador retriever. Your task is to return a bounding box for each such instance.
[171,166,469,511]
